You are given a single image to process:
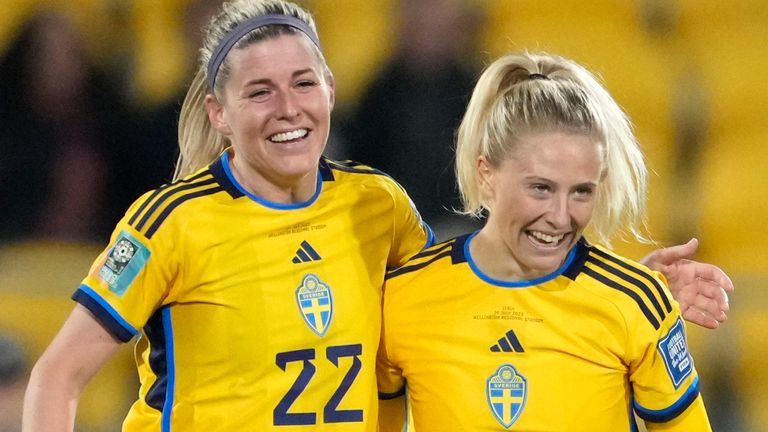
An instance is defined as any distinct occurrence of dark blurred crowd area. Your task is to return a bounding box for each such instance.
[0,4,210,244]
[0,0,486,245]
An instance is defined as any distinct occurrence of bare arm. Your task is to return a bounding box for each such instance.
[641,238,735,329]
[23,304,123,432]
[378,395,409,432]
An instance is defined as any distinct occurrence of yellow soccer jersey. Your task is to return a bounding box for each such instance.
[73,152,433,431]
[378,233,711,432]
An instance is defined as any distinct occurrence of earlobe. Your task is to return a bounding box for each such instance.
[204,94,232,135]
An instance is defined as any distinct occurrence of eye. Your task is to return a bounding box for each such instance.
[295,79,318,91]
[249,88,271,101]
[573,185,595,199]
[531,183,551,194]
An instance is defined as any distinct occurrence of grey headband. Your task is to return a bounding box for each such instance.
[206,14,322,90]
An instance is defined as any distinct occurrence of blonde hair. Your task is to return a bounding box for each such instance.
[174,0,329,181]
[455,51,648,245]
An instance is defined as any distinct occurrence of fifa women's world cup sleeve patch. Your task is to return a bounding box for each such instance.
[97,230,151,297]
[657,317,694,388]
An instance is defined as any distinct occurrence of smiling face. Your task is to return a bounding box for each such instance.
[476,131,603,280]
[206,33,335,200]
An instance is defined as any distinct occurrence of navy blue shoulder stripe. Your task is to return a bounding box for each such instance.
[318,157,335,181]
[590,248,673,313]
[386,249,454,280]
[410,240,454,260]
[586,255,668,322]
[127,170,211,227]
[144,185,224,239]
[326,159,390,177]
[583,266,661,329]
[562,239,591,281]
[134,177,218,233]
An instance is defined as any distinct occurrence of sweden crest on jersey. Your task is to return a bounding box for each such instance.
[295,274,334,336]
[486,364,527,428]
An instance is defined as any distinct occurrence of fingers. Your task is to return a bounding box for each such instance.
[677,281,729,329]
[681,306,720,330]
[690,273,731,310]
[641,238,699,268]
[659,238,700,264]
[691,263,735,294]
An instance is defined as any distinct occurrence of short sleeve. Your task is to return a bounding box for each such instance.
[73,192,177,342]
[629,285,710,428]
[387,180,434,268]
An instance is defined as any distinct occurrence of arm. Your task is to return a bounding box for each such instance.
[23,305,123,432]
[378,392,409,432]
[641,238,734,329]
[643,395,712,431]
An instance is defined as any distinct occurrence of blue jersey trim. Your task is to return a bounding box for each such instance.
[72,285,138,342]
[220,152,322,209]
[422,222,436,249]
[464,231,579,287]
[633,376,700,423]
[161,307,176,432]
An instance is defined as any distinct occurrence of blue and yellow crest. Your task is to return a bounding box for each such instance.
[295,274,334,336]
[486,364,527,429]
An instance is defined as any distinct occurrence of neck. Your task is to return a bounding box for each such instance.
[470,228,543,282]
[229,153,318,204]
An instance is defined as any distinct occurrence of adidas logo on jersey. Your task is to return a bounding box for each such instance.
[292,241,322,264]
[490,329,525,353]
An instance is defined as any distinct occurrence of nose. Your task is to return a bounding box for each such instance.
[545,194,571,228]
[275,91,300,120]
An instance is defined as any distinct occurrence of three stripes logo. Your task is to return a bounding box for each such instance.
[490,329,525,353]
[292,241,322,264]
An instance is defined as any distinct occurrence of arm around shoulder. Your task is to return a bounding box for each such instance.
[23,304,123,432]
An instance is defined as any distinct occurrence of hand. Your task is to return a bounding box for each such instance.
[641,238,734,329]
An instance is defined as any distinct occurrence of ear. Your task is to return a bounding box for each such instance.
[205,94,232,136]
[326,73,336,111]
[477,155,495,206]
[477,155,494,189]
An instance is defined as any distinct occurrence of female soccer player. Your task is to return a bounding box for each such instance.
[23,1,728,430]
[378,52,713,431]
[23,1,431,430]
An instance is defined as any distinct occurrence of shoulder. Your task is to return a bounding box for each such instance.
[121,166,229,240]
[385,235,468,283]
[321,158,405,193]
[575,243,675,332]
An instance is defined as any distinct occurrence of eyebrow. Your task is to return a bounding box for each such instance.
[242,68,317,87]
[525,176,598,188]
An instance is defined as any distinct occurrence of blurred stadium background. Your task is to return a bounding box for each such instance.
[0,0,766,430]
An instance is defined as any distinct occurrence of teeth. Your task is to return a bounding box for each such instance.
[270,129,307,142]
[529,231,565,245]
